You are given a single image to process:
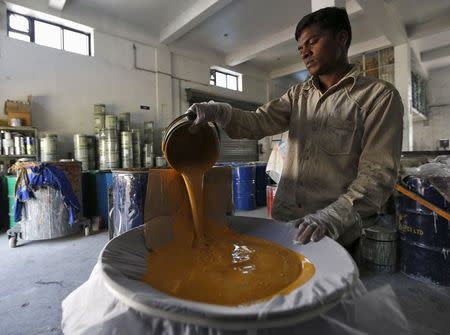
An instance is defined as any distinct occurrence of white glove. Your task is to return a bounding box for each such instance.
[187,101,232,128]
[291,197,362,244]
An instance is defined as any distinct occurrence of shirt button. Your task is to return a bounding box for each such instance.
[305,156,309,160]
[312,124,317,131]
[299,181,304,186]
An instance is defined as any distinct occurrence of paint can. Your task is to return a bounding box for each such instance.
[266,184,277,219]
[131,128,142,168]
[162,113,220,171]
[13,134,25,155]
[119,112,131,132]
[105,115,118,130]
[99,129,119,170]
[40,134,58,162]
[155,156,167,168]
[94,104,106,132]
[120,131,133,168]
[143,121,154,144]
[74,134,89,171]
[232,164,256,211]
[87,136,97,170]
[360,221,398,272]
[94,104,106,115]
[10,118,22,127]
[111,169,148,237]
[25,136,35,155]
[396,176,450,285]
[143,143,154,168]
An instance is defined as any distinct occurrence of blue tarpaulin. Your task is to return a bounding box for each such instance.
[14,163,80,225]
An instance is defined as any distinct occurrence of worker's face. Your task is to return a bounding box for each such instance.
[297,23,348,76]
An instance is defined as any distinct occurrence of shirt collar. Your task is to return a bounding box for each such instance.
[307,64,361,92]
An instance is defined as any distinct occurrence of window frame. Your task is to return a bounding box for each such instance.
[210,69,240,91]
[6,10,92,56]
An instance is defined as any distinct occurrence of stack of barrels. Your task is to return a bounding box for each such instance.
[396,176,450,286]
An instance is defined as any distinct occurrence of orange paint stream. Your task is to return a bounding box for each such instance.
[143,123,315,306]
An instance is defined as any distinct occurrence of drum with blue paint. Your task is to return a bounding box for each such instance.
[112,169,148,237]
[396,176,450,286]
[232,164,256,211]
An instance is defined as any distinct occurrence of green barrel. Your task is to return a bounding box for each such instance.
[6,175,18,228]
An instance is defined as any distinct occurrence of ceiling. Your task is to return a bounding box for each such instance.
[36,0,450,77]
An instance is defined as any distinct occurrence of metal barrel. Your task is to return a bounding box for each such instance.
[111,169,148,237]
[396,176,450,286]
[143,121,154,144]
[143,143,154,168]
[87,136,97,170]
[119,112,131,132]
[40,134,58,161]
[99,129,119,170]
[120,131,133,169]
[131,128,142,168]
[94,104,106,115]
[94,104,106,133]
[232,163,256,211]
[74,134,89,171]
[105,115,118,130]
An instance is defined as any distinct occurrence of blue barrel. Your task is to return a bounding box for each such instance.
[112,170,148,237]
[397,176,450,286]
[232,164,256,211]
[254,162,268,207]
[82,171,113,229]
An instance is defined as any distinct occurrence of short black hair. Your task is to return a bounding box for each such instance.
[294,7,352,49]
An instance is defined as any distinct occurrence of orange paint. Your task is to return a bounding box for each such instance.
[143,122,315,306]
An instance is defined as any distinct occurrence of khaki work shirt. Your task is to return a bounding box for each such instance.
[225,65,404,241]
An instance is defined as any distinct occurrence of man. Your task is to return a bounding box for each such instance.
[189,7,403,247]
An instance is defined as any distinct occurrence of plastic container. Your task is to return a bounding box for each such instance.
[6,175,17,228]
[266,184,277,219]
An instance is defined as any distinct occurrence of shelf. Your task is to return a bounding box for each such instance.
[0,126,37,132]
[0,155,38,159]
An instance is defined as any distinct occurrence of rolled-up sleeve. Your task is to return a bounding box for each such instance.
[340,89,404,224]
[224,86,295,140]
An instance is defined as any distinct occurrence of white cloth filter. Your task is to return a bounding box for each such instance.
[62,217,411,334]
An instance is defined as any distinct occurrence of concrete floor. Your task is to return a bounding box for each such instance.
[0,207,449,335]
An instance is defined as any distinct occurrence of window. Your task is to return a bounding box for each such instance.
[7,10,91,56]
[210,68,242,91]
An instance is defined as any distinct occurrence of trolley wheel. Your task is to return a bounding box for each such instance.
[9,236,17,248]
[84,225,90,237]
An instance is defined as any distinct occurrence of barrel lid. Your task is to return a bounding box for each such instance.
[363,225,398,241]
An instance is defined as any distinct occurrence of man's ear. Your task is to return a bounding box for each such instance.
[336,30,349,49]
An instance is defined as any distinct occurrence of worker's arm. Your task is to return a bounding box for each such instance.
[296,89,404,244]
[189,86,297,140]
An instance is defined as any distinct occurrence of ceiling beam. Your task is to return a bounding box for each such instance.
[160,0,232,44]
[407,10,450,41]
[48,0,67,11]
[225,0,363,67]
[356,0,407,45]
[420,44,450,63]
[269,35,390,78]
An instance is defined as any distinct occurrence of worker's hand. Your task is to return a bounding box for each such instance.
[291,213,327,244]
[291,197,362,245]
[187,101,232,130]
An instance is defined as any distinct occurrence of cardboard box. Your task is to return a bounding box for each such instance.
[4,95,32,126]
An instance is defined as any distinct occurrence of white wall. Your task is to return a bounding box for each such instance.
[0,2,269,157]
[413,65,450,150]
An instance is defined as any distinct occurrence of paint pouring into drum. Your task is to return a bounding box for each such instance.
[142,113,315,306]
